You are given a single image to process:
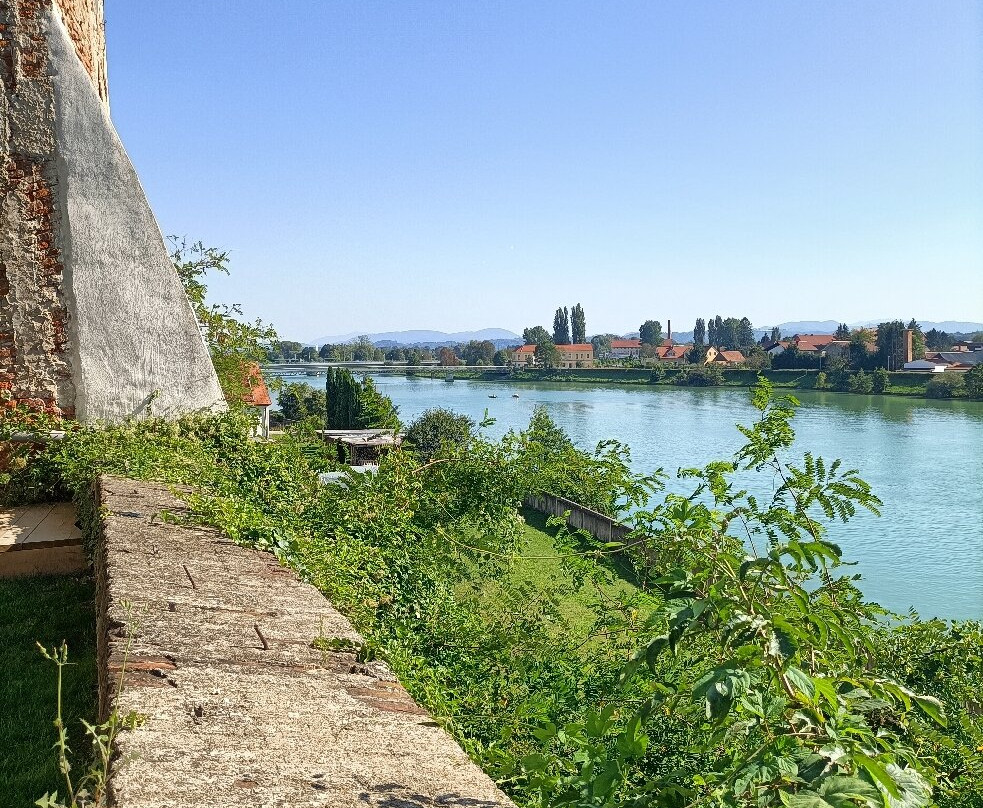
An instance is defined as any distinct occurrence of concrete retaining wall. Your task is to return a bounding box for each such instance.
[94,475,513,806]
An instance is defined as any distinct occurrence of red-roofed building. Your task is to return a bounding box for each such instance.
[792,334,837,353]
[512,343,595,368]
[512,345,537,366]
[609,338,641,359]
[242,363,272,438]
[656,344,690,363]
[558,344,595,367]
[715,350,746,366]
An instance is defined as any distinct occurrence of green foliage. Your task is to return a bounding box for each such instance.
[170,238,277,404]
[324,368,401,430]
[872,368,890,394]
[707,315,756,349]
[694,319,707,346]
[674,364,724,386]
[511,407,659,518]
[925,375,966,399]
[554,308,572,345]
[277,382,326,425]
[404,408,476,462]
[571,304,587,345]
[964,365,983,399]
[537,340,562,368]
[848,370,874,394]
[0,405,67,505]
[525,326,552,345]
[462,340,497,366]
[513,380,946,807]
[640,320,663,346]
[814,372,828,390]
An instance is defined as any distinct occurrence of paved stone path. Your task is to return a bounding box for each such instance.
[96,476,514,807]
[0,502,85,577]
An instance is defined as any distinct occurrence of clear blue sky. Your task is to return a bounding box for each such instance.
[106,1,982,341]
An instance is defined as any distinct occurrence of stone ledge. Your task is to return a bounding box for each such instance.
[95,475,513,807]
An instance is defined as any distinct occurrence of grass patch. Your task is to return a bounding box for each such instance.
[0,574,97,805]
[462,507,654,647]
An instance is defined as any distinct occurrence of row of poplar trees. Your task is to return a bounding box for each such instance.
[552,303,587,344]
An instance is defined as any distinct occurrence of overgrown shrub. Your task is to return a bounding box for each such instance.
[673,363,724,386]
[926,374,966,399]
[849,369,874,393]
[5,383,980,808]
[964,364,983,399]
[404,408,476,461]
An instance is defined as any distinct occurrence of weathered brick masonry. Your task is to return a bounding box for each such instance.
[1,1,224,421]
[0,0,84,416]
[52,0,108,103]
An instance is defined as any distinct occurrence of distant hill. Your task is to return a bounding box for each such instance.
[308,328,522,348]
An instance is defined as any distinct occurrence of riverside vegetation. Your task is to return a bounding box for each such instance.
[2,247,980,806]
[2,380,982,808]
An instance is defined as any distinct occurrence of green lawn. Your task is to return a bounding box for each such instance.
[463,507,654,645]
[0,574,97,806]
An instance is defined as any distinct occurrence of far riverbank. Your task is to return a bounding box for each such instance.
[422,366,968,400]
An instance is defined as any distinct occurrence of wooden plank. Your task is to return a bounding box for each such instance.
[0,502,82,548]
[0,543,86,577]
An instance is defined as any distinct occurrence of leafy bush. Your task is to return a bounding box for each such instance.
[5,383,980,808]
[926,374,966,399]
[872,367,890,394]
[510,406,658,517]
[404,408,476,461]
[964,364,983,399]
[673,364,724,386]
[849,369,874,393]
[277,382,326,424]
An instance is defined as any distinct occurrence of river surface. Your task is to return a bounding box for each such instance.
[279,373,983,620]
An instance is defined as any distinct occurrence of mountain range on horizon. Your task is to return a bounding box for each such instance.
[302,321,982,348]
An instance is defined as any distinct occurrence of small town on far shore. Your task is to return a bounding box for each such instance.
[266,308,983,400]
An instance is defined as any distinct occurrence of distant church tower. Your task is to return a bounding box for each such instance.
[0,1,225,420]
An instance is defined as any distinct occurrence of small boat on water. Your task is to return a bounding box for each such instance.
[488,394,498,399]
[512,393,520,398]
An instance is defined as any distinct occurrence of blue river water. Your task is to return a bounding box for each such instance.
[279,373,983,620]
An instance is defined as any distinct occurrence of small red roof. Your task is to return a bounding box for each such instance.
[242,363,272,407]
[515,344,537,354]
[558,343,594,352]
[719,350,746,363]
[794,334,836,349]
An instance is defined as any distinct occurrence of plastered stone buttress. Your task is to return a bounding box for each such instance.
[0,1,224,420]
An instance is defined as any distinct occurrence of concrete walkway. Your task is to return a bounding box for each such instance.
[0,502,85,577]
[95,476,514,807]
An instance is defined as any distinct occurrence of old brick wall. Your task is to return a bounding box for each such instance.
[53,0,107,103]
[2,2,223,420]
[0,1,77,416]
